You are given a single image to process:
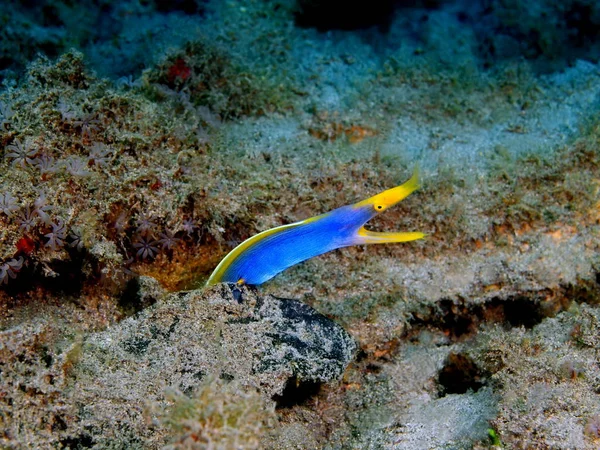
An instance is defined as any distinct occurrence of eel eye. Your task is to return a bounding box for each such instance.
[376,205,383,210]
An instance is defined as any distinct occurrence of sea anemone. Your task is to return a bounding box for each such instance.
[0,192,18,217]
[5,138,37,168]
[0,257,24,285]
[45,220,68,251]
[133,235,160,260]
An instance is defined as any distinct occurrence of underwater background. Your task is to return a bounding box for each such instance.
[1,0,600,448]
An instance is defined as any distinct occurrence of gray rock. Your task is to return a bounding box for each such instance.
[256,292,357,384]
[70,281,356,447]
[0,280,356,448]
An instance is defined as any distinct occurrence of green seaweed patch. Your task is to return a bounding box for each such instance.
[488,428,502,446]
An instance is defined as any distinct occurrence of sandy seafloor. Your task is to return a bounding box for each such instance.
[1,0,600,448]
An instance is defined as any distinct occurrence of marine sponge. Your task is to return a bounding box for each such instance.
[160,376,276,449]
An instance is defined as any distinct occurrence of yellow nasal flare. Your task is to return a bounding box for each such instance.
[355,167,420,212]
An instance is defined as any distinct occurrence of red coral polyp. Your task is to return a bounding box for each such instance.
[167,58,192,83]
[16,235,35,255]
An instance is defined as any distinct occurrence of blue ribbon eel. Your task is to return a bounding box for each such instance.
[206,168,426,286]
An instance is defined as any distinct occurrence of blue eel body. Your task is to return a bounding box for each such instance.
[207,169,425,286]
